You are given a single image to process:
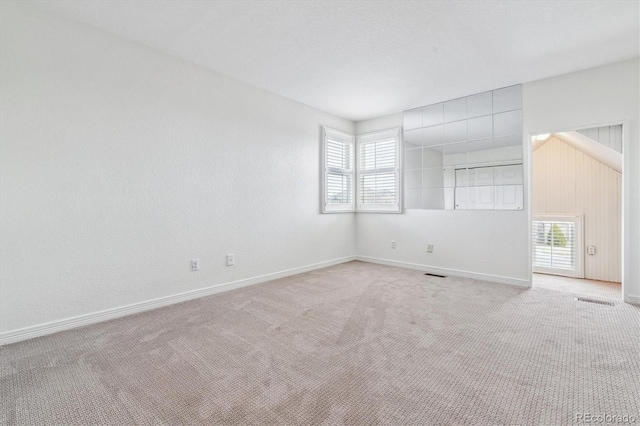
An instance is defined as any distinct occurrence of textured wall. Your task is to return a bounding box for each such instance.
[533,137,621,282]
[0,5,355,333]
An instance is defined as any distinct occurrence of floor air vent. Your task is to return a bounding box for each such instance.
[575,297,614,306]
[424,273,447,278]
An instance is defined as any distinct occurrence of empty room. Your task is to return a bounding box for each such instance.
[1,1,639,425]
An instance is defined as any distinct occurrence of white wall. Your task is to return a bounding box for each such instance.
[523,59,639,302]
[356,59,640,300]
[0,4,355,335]
[533,137,622,283]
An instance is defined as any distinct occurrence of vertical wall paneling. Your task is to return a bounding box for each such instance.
[577,124,623,153]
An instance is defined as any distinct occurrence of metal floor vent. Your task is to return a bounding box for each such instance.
[424,273,447,278]
[575,297,614,306]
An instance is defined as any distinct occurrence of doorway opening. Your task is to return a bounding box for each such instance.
[530,126,622,300]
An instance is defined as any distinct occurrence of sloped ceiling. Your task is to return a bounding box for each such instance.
[536,132,622,172]
[20,0,640,121]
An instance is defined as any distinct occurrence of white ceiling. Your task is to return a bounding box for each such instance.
[28,0,640,122]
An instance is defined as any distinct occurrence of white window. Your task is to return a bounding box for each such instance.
[322,127,355,213]
[321,127,401,213]
[532,214,584,278]
[357,129,402,213]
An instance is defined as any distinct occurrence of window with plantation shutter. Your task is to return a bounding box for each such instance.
[357,129,402,212]
[322,127,355,212]
[532,214,584,278]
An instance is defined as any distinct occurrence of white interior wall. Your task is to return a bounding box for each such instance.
[0,4,355,336]
[356,59,640,301]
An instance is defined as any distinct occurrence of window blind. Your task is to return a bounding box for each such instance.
[326,139,353,205]
[532,221,575,270]
[322,127,355,212]
[357,129,401,212]
[532,214,584,278]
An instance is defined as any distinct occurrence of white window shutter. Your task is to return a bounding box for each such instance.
[322,127,355,213]
[356,128,402,212]
[532,214,584,278]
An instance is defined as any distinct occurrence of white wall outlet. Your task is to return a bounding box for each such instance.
[191,258,199,271]
[587,246,596,255]
[391,240,396,249]
[226,254,235,266]
[427,244,434,253]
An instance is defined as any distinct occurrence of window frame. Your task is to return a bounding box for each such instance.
[356,128,403,213]
[532,213,584,278]
[321,127,355,213]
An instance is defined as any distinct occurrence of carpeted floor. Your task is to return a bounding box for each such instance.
[1,261,639,425]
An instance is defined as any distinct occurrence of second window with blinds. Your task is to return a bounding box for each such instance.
[322,127,401,213]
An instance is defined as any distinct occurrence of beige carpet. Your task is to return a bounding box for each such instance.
[1,261,639,425]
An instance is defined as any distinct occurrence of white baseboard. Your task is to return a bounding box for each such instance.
[355,256,531,288]
[0,256,356,346]
[626,294,640,305]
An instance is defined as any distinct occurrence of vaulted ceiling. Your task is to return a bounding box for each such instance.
[27,0,640,121]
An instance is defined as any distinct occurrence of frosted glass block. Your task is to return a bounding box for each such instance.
[422,188,445,210]
[404,128,423,145]
[492,134,521,148]
[405,189,422,209]
[493,147,522,163]
[494,185,523,210]
[468,167,494,186]
[423,168,444,188]
[467,186,494,210]
[466,91,492,118]
[404,169,422,189]
[422,125,444,146]
[423,146,444,168]
[467,115,492,141]
[466,139,493,164]
[423,103,444,127]
[454,187,469,210]
[454,168,470,187]
[444,98,466,123]
[443,120,467,144]
[403,108,422,130]
[443,166,455,188]
[404,147,422,169]
[443,141,467,167]
[493,85,521,113]
[444,188,455,209]
[493,164,523,185]
[493,110,522,137]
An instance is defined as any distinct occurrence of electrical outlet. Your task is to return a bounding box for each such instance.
[226,254,235,266]
[427,244,434,253]
[391,240,396,249]
[587,246,596,255]
[191,258,199,271]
